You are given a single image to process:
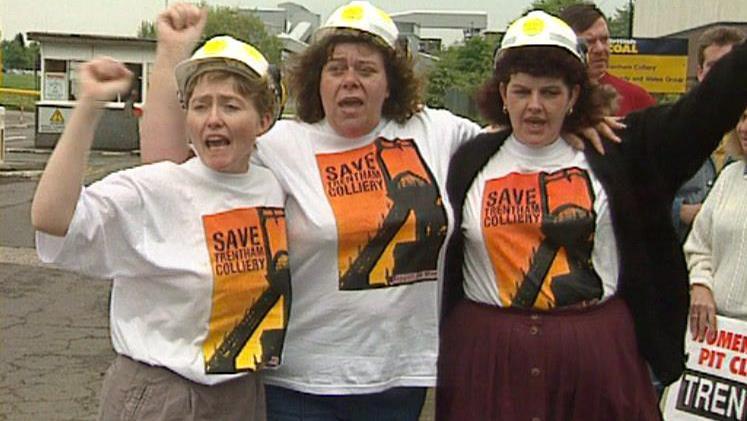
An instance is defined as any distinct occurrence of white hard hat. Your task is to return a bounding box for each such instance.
[500,11,583,61]
[314,1,399,49]
[175,35,285,121]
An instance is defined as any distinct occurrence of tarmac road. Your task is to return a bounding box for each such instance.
[1,109,126,420]
[1,248,113,421]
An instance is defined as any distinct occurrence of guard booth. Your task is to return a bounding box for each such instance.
[27,32,156,151]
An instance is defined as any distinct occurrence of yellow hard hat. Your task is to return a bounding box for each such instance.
[500,11,583,61]
[314,1,399,49]
[175,36,285,121]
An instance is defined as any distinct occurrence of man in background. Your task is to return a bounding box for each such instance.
[560,3,656,116]
[672,26,745,243]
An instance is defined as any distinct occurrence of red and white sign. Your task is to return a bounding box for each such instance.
[663,316,747,420]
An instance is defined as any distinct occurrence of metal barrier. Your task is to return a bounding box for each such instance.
[0,88,40,97]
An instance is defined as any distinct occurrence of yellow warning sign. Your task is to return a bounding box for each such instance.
[50,109,65,124]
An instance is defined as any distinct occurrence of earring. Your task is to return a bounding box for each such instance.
[567,106,574,116]
[502,105,508,114]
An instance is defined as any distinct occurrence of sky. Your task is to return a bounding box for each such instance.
[0,0,630,43]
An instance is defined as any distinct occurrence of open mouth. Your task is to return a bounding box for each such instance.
[338,97,364,108]
[204,135,230,149]
[524,118,546,131]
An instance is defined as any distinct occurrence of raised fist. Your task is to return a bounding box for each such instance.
[157,2,207,55]
[77,57,133,103]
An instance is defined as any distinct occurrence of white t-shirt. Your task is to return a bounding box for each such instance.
[461,135,620,309]
[255,107,480,394]
[36,158,289,385]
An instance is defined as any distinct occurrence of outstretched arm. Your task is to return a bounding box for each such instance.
[624,41,747,189]
[139,3,206,164]
[31,58,132,236]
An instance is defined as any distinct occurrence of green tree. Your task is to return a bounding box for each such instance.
[424,35,498,119]
[138,21,157,39]
[607,2,633,38]
[137,5,282,62]
[2,35,39,70]
[527,0,584,16]
[203,6,282,62]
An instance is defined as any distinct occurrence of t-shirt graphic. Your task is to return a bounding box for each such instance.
[202,207,290,373]
[482,168,602,309]
[317,137,447,290]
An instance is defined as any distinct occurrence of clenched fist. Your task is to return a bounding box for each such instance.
[77,57,133,103]
[157,2,207,57]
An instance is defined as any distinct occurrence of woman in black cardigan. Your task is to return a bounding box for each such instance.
[436,11,747,420]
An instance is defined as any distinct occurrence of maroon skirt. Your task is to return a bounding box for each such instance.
[436,297,661,421]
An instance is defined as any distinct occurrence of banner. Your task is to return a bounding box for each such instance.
[663,316,747,420]
[608,38,689,94]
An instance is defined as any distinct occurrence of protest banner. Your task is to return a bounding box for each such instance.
[663,316,747,420]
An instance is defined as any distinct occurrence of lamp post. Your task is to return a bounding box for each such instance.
[628,0,633,38]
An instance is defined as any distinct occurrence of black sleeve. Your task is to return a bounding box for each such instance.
[441,131,506,320]
[620,40,747,192]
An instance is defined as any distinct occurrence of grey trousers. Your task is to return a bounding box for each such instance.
[97,354,266,421]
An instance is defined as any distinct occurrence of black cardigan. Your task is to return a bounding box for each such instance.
[441,41,747,385]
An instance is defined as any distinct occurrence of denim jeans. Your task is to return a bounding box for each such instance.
[265,384,427,421]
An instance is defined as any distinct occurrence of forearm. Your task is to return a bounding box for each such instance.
[630,41,747,186]
[32,99,103,236]
[139,45,191,163]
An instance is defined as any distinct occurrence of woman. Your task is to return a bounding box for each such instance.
[32,34,287,420]
[143,2,478,418]
[437,11,747,420]
[685,106,747,341]
[141,3,614,419]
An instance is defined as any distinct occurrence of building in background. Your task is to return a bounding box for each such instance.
[27,33,154,150]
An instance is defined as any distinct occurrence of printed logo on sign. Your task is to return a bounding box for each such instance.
[317,137,447,290]
[481,168,602,309]
[201,207,290,373]
[663,316,747,420]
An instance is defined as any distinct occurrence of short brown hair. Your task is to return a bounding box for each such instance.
[185,70,276,118]
[476,46,604,133]
[287,30,421,124]
[697,26,745,67]
[559,3,606,34]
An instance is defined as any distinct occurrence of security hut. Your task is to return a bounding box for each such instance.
[27,32,156,151]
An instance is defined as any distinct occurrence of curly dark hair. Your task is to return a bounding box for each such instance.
[476,46,605,133]
[287,30,422,124]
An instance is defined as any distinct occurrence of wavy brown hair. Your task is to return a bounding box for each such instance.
[287,30,422,124]
[476,46,605,134]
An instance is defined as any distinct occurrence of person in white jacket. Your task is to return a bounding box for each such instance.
[685,106,747,341]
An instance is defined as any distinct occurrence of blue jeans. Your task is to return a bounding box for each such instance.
[265,384,427,421]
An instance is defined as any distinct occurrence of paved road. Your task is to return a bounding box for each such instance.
[1,247,113,421]
[0,109,436,420]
